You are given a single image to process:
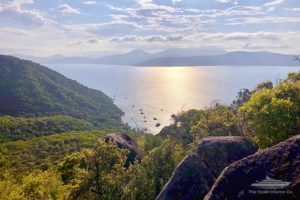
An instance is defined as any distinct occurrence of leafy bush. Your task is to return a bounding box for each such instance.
[241,78,300,147]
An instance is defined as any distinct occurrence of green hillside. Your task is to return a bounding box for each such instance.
[0,115,94,142]
[0,55,123,128]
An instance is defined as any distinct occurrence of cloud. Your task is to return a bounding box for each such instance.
[189,32,282,41]
[0,27,30,35]
[87,38,100,43]
[109,34,184,43]
[285,8,300,12]
[264,0,284,7]
[68,38,101,46]
[83,1,97,5]
[108,4,264,34]
[216,0,238,4]
[58,4,80,14]
[11,0,34,8]
[226,16,300,25]
[0,2,46,28]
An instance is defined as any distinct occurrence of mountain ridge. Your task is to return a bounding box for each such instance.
[136,51,298,66]
[0,55,123,128]
[12,50,299,66]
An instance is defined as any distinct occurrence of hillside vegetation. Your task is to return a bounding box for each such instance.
[0,55,299,199]
[0,55,123,128]
[0,115,94,142]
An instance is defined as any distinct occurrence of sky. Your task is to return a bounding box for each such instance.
[0,0,300,56]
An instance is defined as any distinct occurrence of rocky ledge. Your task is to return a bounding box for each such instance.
[103,133,142,167]
[204,134,300,200]
[156,136,257,200]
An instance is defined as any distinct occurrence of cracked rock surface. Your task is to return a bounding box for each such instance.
[156,136,256,200]
[204,135,300,200]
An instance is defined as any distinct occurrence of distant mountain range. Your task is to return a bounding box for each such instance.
[14,49,299,66]
[137,51,298,66]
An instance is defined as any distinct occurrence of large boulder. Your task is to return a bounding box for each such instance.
[156,136,256,200]
[103,133,142,166]
[204,135,300,200]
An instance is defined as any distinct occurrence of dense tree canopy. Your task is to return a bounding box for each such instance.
[0,115,93,142]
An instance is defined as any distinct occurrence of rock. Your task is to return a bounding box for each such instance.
[156,136,256,200]
[103,133,142,166]
[204,135,300,200]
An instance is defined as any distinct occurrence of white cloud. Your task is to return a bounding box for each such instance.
[0,27,30,35]
[58,4,80,14]
[264,0,284,7]
[216,0,230,3]
[285,8,300,12]
[226,16,300,25]
[216,0,238,5]
[11,0,34,8]
[109,34,184,43]
[267,7,275,12]
[83,1,97,5]
[0,1,47,28]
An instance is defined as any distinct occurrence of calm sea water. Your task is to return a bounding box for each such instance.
[45,64,300,134]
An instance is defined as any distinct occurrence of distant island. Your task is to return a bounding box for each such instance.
[136,51,298,67]
[14,49,298,67]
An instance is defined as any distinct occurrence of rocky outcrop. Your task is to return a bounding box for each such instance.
[156,136,256,200]
[204,135,300,200]
[103,133,142,166]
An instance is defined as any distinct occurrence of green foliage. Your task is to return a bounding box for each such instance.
[1,131,108,177]
[55,138,183,200]
[159,109,204,144]
[191,104,241,139]
[0,148,8,177]
[287,71,300,82]
[160,106,241,145]
[241,79,300,148]
[122,162,154,200]
[231,88,252,110]
[57,139,128,199]
[0,171,68,200]
[254,80,273,92]
[0,115,93,142]
[142,139,185,196]
[0,55,123,128]
[140,133,163,154]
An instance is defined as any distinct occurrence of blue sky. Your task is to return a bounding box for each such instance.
[0,0,299,56]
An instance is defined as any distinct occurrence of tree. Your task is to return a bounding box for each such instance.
[231,88,252,110]
[0,171,68,200]
[57,139,129,200]
[191,104,241,139]
[254,81,273,92]
[241,78,300,148]
[142,139,184,196]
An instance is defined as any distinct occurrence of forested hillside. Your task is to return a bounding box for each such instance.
[0,115,94,142]
[0,55,299,199]
[0,55,123,128]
